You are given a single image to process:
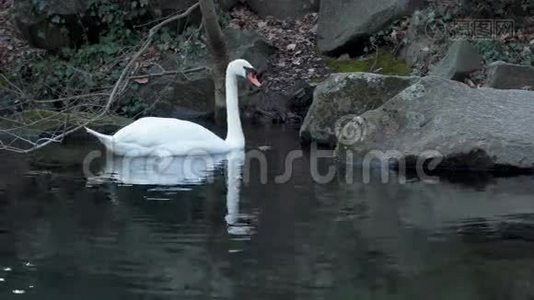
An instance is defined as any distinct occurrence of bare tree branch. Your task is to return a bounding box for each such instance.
[0,2,201,154]
[128,66,207,80]
[31,93,111,104]
[199,0,229,123]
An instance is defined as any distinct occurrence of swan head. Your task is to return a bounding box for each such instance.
[228,59,262,88]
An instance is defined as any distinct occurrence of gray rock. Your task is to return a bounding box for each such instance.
[220,0,242,10]
[152,0,198,13]
[172,75,215,118]
[287,80,316,121]
[150,0,203,33]
[398,10,445,74]
[430,40,483,80]
[13,0,202,50]
[225,29,275,72]
[128,59,212,119]
[485,61,534,90]
[337,76,534,171]
[13,0,85,50]
[300,73,419,147]
[318,0,424,54]
[133,29,274,119]
[246,0,319,19]
[242,90,289,124]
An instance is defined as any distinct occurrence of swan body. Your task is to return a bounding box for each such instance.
[86,117,228,156]
[86,59,261,156]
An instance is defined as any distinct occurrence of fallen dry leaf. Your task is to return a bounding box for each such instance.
[133,77,149,84]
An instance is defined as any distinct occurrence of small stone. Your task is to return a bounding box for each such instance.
[286,43,297,51]
[485,61,534,90]
[338,53,351,60]
[430,40,483,81]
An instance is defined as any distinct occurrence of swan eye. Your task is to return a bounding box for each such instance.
[244,67,257,77]
[244,67,261,88]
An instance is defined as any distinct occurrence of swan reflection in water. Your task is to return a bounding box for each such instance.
[87,150,253,237]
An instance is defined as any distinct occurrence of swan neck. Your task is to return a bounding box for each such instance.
[225,70,244,147]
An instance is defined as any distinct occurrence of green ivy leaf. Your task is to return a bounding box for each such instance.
[51,15,61,24]
[37,30,46,40]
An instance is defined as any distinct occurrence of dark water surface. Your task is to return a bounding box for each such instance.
[2,126,534,299]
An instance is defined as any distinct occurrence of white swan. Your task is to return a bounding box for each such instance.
[85,59,261,156]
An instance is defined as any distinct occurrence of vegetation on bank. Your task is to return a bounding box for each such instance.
[3,0,213,117]
[0,0,217,152]
[0,0,532,154]
[3,0,532,111]
[326,51,410,76]
[431,0,533,65]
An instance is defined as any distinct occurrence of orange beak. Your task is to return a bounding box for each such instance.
[247,73,262,88]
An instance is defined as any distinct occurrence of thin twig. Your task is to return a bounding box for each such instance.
[32,93,110,103]
[0,73,25,96]
[369,42,380,73]
[128,67,206,80]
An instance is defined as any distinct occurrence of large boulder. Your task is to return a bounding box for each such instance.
[485,61,534,90]
[430,40,483,81]
[151,0,203,32]
[300,73,419,146]
[13,0,201,50]
[220,0,241,10]
[224,29,274,73]
[133,29,274,119]
[246,0,319,19]
[152,0,198,14]
[337,76,534,171]
[287,80,316,122]
[125,58,213,120]
[318,0,424,54]
[178,28,274,112]
[13,0,86,50]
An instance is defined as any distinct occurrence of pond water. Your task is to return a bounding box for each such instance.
[2,126,534,299]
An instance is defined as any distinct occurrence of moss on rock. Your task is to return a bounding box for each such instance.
[300,73,419,146]
[326,50,411,76]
